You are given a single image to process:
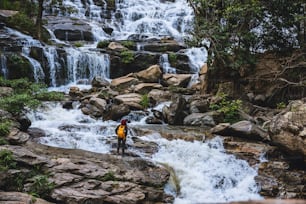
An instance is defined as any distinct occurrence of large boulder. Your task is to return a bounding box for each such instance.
[135,64,162,83]
[0,142,171,204]
[268,99,306,163]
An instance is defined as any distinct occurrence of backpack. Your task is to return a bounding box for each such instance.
[117,125,126,139]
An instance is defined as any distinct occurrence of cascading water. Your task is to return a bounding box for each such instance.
[27,102,262,203]
[0,54,7,78]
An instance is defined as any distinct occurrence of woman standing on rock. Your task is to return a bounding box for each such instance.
[115,119,128,155]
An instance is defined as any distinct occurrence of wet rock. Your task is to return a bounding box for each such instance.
[17,115,31,131]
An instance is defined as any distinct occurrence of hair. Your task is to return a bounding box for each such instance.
[121,119,127,125]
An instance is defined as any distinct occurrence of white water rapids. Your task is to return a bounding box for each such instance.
[27,102,262,203]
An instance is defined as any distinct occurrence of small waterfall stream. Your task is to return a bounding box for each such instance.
[27,102,262,203]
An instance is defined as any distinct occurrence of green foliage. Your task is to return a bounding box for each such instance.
[140,94,149,109]
[188,0,305,74]
[209,93,242,124]
[0,138,8,145]
[0,0,20,10]
[0,149,16,171]
[28,175,55,198]
[8,54,26,65]
[121,40,135,49]
[34,91,65,101]
[120,51,134,64]
[97,40,110,48]
[74,42,84,47]
[100,171,116,181]
[168,52,177,64]
[7,12,36,35]
[276,102,286,109]
[0,78,63,114]
[0,93,40,114]
[0,120,11,137]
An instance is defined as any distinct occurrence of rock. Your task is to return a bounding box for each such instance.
[183,112,218,127]
[0,86,13,97]
[214,120,270,141]
[103,103,131,121]
[162,73,192,87]
[133,83,163,95]
[108,41,128,50]
[91,76,110,88]
[110,76,139,91]
[0,142,171,204]
[89,96,107,111]
[147,89,172,105]
[114,93,143,110]
[188,95,210,113]
[269,99,306,162]
[17,115,31,131]
[135,64,162,83]
[7,128,30,145]
[0,192,54,204]
[163,95,187,125]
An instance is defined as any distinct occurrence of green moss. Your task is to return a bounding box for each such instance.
[120,51,134,64]
[100,171,116,181]
[97,40,110,48]
[168,52,177,63]
[121,40,136,50]
[74,42,84,47]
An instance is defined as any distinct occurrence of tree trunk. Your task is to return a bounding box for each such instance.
[36,0,44,40]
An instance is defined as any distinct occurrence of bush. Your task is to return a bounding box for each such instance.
[210,93,242,124]
[28,175,55,198]
[0,78,64,114]
[0,120,11,137]
[0,149,16,171]
[34,91,64,101]
[100,171,116,181]
[140,94,149,109]
[0,93,40,114]
[7,12,36,36]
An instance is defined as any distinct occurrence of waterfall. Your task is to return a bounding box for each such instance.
[44,47,60,87]
[65,47,110,85]
[22,47,45,83]
[186,47,208,87]
[160,54,176,74]
[0,54,8,78]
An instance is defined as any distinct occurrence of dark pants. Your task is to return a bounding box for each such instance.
[117,138,126,154]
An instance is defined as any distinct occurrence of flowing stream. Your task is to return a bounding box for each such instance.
[27,102,262,203]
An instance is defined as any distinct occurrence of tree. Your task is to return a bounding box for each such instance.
[187,0,306,93]
[36,0,44,40]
